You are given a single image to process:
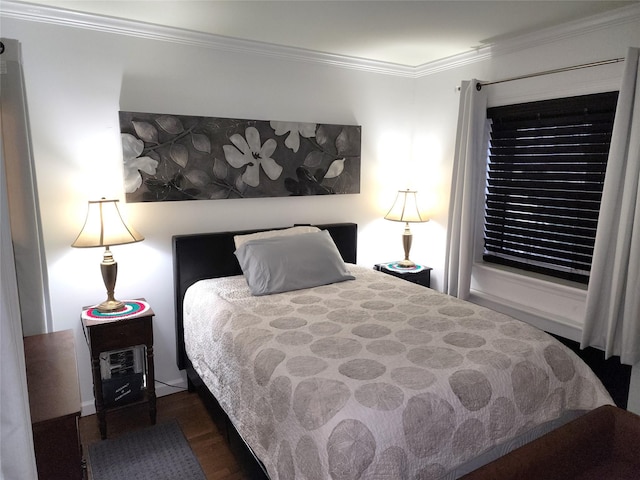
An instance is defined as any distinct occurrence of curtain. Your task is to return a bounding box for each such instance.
[1,136,38,480]
[581,47,640,365]
[1,37,43,479]
[444,80,488,299]
[1,38,52,336]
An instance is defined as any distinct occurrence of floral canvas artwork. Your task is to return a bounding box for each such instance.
[119,111,361,202]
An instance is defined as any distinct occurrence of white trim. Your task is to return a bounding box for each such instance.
[470,263,587,341]
[469,289,583,342]
[413,49,494,77]
[0,1,418,77]
[488,74,625,107]
[474,4,640,61]
[473,263,588,302]
[2,1,640,78]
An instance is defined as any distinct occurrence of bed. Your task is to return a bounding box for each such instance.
[173,223,613,479]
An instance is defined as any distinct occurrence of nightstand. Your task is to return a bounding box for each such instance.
[374,262,432,288]
[82,299,156,439]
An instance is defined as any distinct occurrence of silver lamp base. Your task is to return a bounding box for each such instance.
[398,223,416,268]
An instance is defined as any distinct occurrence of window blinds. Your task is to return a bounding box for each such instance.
[484,91,618,284]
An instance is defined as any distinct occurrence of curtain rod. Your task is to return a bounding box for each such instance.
[476,57,625,90]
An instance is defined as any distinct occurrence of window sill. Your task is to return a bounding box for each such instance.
[470,262,587,342]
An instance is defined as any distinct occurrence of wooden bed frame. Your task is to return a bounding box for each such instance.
[172,223,357,477]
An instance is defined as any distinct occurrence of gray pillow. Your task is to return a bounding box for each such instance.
[234,229,355,296]
[233,225,320,249]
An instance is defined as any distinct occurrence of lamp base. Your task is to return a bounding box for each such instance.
[395,259,416,269]
[96,298,125,313]
[98,247,124,313]
[399,224,415,269]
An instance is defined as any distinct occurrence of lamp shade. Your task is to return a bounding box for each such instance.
[72,198,144,248]
[384,190,427,223]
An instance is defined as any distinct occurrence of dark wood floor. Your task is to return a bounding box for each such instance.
[79,390,250,480]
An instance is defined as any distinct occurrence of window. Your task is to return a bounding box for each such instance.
[483,92,618,284]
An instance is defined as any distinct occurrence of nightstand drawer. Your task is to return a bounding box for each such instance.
[88,317,152,353]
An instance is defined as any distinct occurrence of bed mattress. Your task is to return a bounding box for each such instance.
[183,265,612,479]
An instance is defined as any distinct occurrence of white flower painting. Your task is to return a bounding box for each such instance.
[119,111,361,202]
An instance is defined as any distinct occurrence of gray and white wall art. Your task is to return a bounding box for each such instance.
[119,111,361,202]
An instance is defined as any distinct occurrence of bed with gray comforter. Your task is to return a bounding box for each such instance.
[183,264,612,479]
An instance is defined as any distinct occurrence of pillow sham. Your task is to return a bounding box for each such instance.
[234,229,355,296]
[233,225,320,249]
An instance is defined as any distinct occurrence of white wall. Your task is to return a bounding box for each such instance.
[0,14,422,412]
[2,5,639,413]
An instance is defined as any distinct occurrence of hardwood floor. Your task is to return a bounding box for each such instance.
[79,390,250,480]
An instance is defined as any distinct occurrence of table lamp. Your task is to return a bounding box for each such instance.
[384,189,428,268]
[71,198,144,312]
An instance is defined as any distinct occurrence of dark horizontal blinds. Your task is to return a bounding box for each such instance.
[484,91,618,284]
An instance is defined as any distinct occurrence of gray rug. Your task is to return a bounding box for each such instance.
[88,420,206,480]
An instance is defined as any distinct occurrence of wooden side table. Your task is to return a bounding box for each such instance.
[24,330,83,480]
[82,299,156,439]
[374,262,432,288]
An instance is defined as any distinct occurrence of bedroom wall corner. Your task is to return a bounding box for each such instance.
[0,14,417,411]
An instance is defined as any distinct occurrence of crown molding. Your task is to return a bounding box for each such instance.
[0,0,418,77]
[2,1,639,79]
[478,4,640,60]
[413,3,640,78]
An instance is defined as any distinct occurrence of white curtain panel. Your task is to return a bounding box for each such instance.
[1,38,52,336]
[581,47,640,365]
[444,80,488,299]
[0,138,38,479]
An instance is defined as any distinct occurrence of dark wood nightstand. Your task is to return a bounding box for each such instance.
[82,299,156,439]
[374,262,432,288]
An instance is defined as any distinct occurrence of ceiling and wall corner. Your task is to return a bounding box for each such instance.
[2,1,640,77]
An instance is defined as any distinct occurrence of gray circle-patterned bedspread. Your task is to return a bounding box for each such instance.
[184,265,612,480]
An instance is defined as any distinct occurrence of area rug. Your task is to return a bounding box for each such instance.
[88,419,206,480]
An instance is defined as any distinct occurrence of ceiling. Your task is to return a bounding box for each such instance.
[14,1,637,66]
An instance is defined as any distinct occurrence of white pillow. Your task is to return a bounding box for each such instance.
[234,230,354,296]
[233,225,320,249]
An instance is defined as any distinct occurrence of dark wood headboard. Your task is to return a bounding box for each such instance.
[172,223,358,370]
